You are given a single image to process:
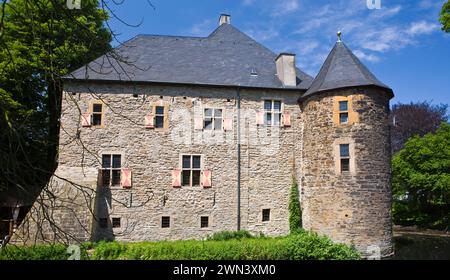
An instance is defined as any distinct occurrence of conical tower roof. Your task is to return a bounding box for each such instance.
[303,40,393,99]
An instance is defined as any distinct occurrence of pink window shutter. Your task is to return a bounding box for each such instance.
[81,113,92,127]
[282,112,292,127]
[121,169,132,189]
[201,170,212,188]
[172,169,182,188]
[223,118,233,131]
[194,117,203,130]
[145,113,155,129]
[256,111,264,125]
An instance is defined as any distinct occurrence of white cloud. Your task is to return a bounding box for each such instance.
[353,50,380,62]
[189,19,214,36]
[370,5,402,18]
[271,0,300,17]
[245,26,279,42]
[407,21,440,36]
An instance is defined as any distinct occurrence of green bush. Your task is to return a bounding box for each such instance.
[289,178,302,233]
[92,231,359,260]
[206,230,254,241]
[0,244,68,260]
[0,243,92,260]
[0,231,360,260]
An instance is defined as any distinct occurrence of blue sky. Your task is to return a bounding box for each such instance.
[106,0,450,107]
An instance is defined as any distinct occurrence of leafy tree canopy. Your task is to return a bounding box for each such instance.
[440,0,450,33]
[392,122,450,230]
[0,0,111,199]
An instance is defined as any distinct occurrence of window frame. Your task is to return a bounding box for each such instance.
[338,100,349,124]
[90,101,105,127]
[180,154,203,187]
[339,144,350,173]
[154,105,165,129]
[101,153,122,188]
[112,217,121,228]
[203,108,223,131]
[161,216,171,228]
[152,102,169,130]
[200,216,209,228]
[263,99,283,127]
[262,209,271,222]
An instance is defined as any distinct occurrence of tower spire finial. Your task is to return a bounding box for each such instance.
[337,31,342,42]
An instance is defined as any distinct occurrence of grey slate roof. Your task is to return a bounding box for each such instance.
[303,41,393,98]
[66,24,313,90]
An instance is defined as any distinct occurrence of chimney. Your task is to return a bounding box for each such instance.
[275,53,297,87]
[219,14,231,25]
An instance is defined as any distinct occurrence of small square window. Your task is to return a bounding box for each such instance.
[111,170,121,186]
[155,106,165,115]
[162,216,170,228]
[182,170,190,186]
[200,216,209,228]
[93,104,102,113]
[340,144,350,157]
[102,155,111,168]
[182,156,191,169]
[99,218,108,228]
[340,113,349,124]
[92,114,102,126]
[112,218,121,228]
[112,155,121,168]
[339,101,348,111]
[192,170,201,186]
[262,209,270,222]
[341,158,350,172]
[155,116,164,128]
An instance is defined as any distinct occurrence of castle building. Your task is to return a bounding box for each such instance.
[14,15,394,258]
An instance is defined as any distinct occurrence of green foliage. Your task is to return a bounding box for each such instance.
[392,122,450,230]
[440,0,450,33]
[206,230,255,241]
[0,244,70,260]
[0,0,111,195]
[289,179,302,233]
[0,232,360,260]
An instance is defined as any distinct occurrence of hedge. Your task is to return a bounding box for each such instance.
[0,231,360,260]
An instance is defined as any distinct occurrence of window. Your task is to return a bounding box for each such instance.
[155,106,165,128]
[92,103,104,126]
[102,154,121,187]
[182,155,201,186]
[99,218,108,228]
[262,209,270,222]
[340,144,350,172]
[338,100,349,124]
[112,218,121,228]
[204,108,222,130]
[264,100,282,126]
[200,216,209,228]
[161,216,170,228]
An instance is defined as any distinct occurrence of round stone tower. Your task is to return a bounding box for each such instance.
[300,36,394,258]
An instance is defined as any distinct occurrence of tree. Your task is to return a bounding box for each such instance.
[440,0,450,33]
[289,179,302,234]
[391,102,448,154]
[392,122,450,230]
[0,0,111,198]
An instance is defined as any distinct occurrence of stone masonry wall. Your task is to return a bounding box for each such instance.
[301,87,393,258]
[15,82,303,243]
